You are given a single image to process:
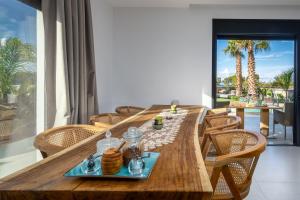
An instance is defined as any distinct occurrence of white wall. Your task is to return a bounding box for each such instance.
[91,0,114,112]
[92,4,300,112]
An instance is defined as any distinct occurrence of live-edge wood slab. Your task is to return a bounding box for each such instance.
[0,105,212,200]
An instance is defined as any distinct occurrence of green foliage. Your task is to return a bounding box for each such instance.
[258,88,268,96]
[272,68,293,91]
[272,68,293,101]
[277,93,285,103]
[254,40,271,53]
[223,75,236,88]
[230,96,240,101]
[0,37,35,101]
[224,40,244,58]
[266,89,274,97]
[257,88,273,100]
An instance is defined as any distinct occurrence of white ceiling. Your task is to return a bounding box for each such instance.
[106,0,300,7]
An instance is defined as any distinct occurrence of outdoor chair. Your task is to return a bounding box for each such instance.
[34,125,106,158]
[205,129,266,200]
[273,102,294,140]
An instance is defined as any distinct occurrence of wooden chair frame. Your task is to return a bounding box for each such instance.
[199,109,229,137]
[206,130,266,200]
[201,116,241,159]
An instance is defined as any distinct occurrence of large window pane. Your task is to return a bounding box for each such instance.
[0,0,39,178]
[216,39,294,145]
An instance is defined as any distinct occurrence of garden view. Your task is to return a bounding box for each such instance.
[217,40,294,108]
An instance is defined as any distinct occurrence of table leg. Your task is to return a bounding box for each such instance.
[236,108,244,129]
[260,109,269,137]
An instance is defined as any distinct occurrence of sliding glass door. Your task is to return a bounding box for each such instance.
[215,39,295,145]
[212,19,300,146]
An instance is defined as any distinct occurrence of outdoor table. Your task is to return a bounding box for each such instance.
[229,105,281,137]
[0,105,212,200]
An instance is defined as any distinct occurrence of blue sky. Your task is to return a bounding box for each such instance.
[217,40,294,82]
[0,0,36,44]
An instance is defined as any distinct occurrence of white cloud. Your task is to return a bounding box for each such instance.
[256,51,293,60]
[257,65,294,82]
[218,67,235,79]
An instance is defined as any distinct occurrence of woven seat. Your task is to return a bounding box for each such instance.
[34,125,106,158]
[201,116,241,159]
[205,129,266,200]
[89,113,127,128]
[115,106,145,116]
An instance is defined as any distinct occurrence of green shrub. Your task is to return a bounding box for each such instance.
[230,96,240,101]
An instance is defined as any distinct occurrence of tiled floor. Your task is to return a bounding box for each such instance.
[246,146,300,200]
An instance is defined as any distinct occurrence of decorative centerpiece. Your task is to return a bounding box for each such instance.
[170,104,177,114]
[153,115,163,130]
[170,99,179,114]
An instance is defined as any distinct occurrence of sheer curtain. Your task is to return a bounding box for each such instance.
[42,0,98,128]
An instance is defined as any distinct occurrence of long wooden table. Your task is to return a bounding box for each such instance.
[0,105,212,200]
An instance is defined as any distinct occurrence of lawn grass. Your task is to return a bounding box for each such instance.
[217,98,231,102]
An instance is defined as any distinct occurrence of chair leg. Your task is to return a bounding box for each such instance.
[284,126,287,140]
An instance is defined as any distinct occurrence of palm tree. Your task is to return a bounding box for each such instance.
[0,37,35,103]
[242,40,270,98]
[273,68,294,102]
[224,40,244,97]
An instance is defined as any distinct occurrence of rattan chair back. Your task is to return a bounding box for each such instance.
[89,113,127,128]
[115,106,145,116]
[34,125,106,158]
[206,129,266,200]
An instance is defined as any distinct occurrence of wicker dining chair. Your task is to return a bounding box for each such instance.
[199,108,230,137]
[34,125,106,158]
[115,106,145,116]
[205,129,266,200]
[201,116,241,159]
[207,108,230,116]
[89,113,127,128]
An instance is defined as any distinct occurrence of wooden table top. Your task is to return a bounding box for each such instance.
[0,105,212,200]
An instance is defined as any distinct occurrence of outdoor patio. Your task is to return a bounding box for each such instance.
[230,110,293,145]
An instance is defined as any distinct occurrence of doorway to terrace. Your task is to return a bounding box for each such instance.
[212,19,300,146]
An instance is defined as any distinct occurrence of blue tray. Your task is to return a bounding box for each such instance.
[64,152,160,179]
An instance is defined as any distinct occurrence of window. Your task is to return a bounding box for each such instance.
[0,0,40,178]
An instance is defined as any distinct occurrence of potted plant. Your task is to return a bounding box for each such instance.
[153,115,163,130]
